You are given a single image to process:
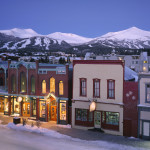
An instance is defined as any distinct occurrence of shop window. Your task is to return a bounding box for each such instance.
[80,78,86,96]
[39,101,46,118]
[107,79,115,99]
[59,100,66,121]
[31,76,35,93]
[146,84,150,103]
[102,111,119,131]
[50,77,55,93]
[32,99,36,116]
[4,98,9,114]
[20,72,26,93]
[59,81,64,95]
[93,79,100,98]
[11,75,16,92]
[75,108,94,126]
[13,97,20,114]
[42,80,46,94]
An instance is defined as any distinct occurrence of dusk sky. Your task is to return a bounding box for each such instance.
[0,0,150,37]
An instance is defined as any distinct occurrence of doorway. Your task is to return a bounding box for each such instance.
[94,111,101,128]
[0,99,4,112]
[23,103,30,117]
[50,105,57,121]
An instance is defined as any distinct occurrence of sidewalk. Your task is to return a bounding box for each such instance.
[0,113,150,149]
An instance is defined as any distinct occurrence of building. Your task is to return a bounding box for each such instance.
[0,60,70,125]
[138,73,150,139]
[123,81,138,137]
[72,60,124,135]
[85,51,150,73]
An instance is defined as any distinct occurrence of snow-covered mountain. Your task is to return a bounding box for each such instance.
[47,32,92,44]
[87,27,150,49]
[0,27,150,51]
[0,28,40,38]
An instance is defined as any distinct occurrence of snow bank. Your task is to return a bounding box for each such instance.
[7,123,72,139]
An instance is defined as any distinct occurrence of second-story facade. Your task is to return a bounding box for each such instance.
[72,60,124,135]
[138,73,150,139]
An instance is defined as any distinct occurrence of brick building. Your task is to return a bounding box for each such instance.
[0,60,71,124]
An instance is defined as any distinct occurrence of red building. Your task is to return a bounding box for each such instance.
[0,60,70,124]
[123,81,138,137]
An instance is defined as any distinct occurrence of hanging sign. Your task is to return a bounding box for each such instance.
[89,101,96,112]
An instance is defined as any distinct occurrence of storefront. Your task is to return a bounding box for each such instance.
[0,96,4,113]
[38,94,68,125]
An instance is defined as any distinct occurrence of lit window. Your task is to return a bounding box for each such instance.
[144,61,148,63]
[80,78,86,96]
[20,72,26,93]
[59,81,64,95]
[93,79,100,98]
[50,77,55,93]
[107,80,115,99]
[42,80,46,94]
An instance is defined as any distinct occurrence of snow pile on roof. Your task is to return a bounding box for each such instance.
[125,66,138,81]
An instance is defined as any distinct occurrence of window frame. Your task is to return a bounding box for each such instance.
[93,78,100,98]
[42,80,46,94]
[75,108,94,127]
[107,79,115,99]
[11,74,16,93]
[80,78,87,97]
[59,80,64,96]
[31,75,35,94]
[101,111,119,131]
[50,77,55,94]
[145,83,150,103]
[20,72,26,93]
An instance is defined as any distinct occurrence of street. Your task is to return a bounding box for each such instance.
[0,126,149,150]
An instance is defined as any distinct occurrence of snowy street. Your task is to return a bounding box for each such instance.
[0,124,149,150]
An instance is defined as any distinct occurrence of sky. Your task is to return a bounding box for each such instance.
[0,0,150,38]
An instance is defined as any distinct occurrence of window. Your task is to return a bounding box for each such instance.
[93,79,100,98]
[59,100,66,121]
[102,111,119,131]
[59,81,64,95]
[76,109,87,121]
[75,108,93,126]
[20,72,26,93]
[146,84,150,103]
[144,61,148,64]
[80,78,86,96]
[31,76,35,93]
[42,80,46,94]
[0,77,3,86]
[107,80,115,99]
[11,75,16,92]
[50,77,55,93]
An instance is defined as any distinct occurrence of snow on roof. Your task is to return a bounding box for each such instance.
[125,66,138,81]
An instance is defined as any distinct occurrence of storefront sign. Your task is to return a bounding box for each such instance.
[89,101,96,112]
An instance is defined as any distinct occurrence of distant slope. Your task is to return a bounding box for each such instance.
[47,32,93,44]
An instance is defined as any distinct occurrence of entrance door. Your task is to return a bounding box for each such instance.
[94,111,101,128]
[50,106,57,121]
[0,99,4,112]
[142,121,150,139]
[23,103,30,117]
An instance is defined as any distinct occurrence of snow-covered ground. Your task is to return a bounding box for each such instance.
[0,122,149,150]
